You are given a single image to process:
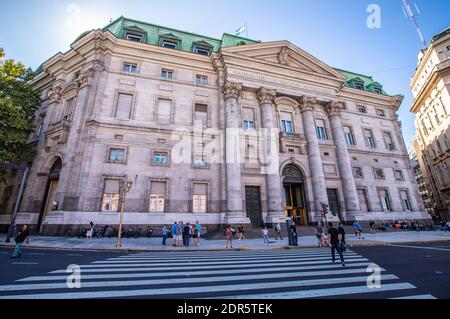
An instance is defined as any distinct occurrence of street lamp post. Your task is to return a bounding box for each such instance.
[115,175,136,248]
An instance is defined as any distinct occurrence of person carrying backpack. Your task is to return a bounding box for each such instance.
[11,225,30,259]
[328,222,345,267]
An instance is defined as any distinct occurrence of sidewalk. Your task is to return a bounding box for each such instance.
[0,231,449,252]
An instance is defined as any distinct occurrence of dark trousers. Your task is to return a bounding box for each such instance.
[292,234,298,246]
[331,244,344,263]
[183,235,189,246]
[162,235,167,245]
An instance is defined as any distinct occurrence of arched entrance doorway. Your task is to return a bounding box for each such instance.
[282,165,309,226]
[37,159,62,232]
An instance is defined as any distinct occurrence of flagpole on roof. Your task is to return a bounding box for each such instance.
[245,21,248,38]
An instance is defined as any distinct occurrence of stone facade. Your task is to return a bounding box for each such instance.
[410,28,450,222]
[0,18,430,234]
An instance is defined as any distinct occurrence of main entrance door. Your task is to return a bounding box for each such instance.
[327,188,342,221]
[282,165,308,226]
[38,159,62,232]
[245,186,262,227]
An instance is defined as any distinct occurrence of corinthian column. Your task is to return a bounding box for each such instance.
[223,82,250,224]
[298,96,329,214]
[257,88,285,224]
[326,101,360,213]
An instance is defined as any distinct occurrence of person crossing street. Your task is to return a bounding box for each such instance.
[328,222,345,267]
[11,225,29,259]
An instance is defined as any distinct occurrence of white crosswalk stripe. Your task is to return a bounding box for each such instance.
[0,248,435,299]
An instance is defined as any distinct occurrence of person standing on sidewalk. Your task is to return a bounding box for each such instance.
[225,225,234,249]
[338,222,346,244]
[328,222,345,267]
[290,221,298,246]
[369,220,376,234]
[262,226,270,247]
[195,221,201,246]
[274,222,283,240]
[237,224,246,240]
[315,222,324,247]
[161,225,169,246]
[171,222,178,247]
[11,225,30,259]
[177,221,184,247]
[183,223,191,247]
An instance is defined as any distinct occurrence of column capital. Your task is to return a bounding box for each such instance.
[77,60,105,89]
[257,87,277,105]
[223,81,243,99]
[326,101,345,117]
[298,96,317,112]
[48,84,63,104]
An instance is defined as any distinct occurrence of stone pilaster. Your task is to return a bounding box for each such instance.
[223,81,250,224]
[257,88,285,224]
[326,101,360,213]
[298,96,329,214]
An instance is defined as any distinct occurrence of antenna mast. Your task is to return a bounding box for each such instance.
[402,0,427,48]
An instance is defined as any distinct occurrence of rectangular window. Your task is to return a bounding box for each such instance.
[192,183,207,213]
[194,104,208,128]
[242,107,255,130]
[432,105,441,125]
[157,99,172,124]
[162,41,177,49]
[109,148,125,162]
[394,169,404,180]
[343,126,355,145]
[354,83,364,90]
[357,189,370,212]
[421,119,429,135]
[149,181,166,212]
[102,180,119,212]
[115,93,133,119]
[122,63,137,73]
[196,75,208,85]
[400,190,412,211]
[196,47,211,56]
[161,69,173,80]
[374,168,385,179]
[194,155,207,168]
[364,129,375,148]
[376,109,385,117]
[63,98,75,121]
[358,105,367,113]
[316,119,328,140]
[383,131,396,150]
[153,152,168,165]
[379,189,391,211]
[353,167,363,178]
[280,112,294,134]
[126,34,142,42]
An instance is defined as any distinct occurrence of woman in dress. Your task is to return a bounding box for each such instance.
[225,225,234,249]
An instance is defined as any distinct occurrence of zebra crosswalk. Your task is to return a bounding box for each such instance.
[0,248,436,299]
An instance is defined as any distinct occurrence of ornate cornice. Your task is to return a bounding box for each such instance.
[257,87,277,105]
[223,81,242,99]
[326,101,345,117]
[298,96,317,112]
[48,85,63,104]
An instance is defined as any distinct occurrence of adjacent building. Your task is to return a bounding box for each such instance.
[410,27,450,222]
[0,17,429,234]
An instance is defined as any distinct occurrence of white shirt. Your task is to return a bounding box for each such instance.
[262,229,269,236]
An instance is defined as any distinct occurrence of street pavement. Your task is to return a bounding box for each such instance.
[1,243,448,299]
[0,230,449,252]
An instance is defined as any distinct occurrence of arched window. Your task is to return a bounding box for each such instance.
[48,159,62,180]
[282,165,304,182]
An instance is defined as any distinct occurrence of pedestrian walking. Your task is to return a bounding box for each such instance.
[192,225,199,246]
[353,221,364,239]
[225,225,234,249]
[262,226,270,247]
[369,220,376,234]
[338,222,346,244]
[86,221,94,239]
[161,225,169,245]
[315,222,324,247]
[274,222,283,240]
[328,222,345,267]
[195,221,201,246]
[11,225,30,259]
[237,224,246,240]
[290,221,298,246]
[171,222,178,247]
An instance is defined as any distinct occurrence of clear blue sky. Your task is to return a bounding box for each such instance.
[1,0,449,145]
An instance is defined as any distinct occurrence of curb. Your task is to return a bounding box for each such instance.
[1,238,449,253]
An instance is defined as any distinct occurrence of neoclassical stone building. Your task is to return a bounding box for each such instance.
[0,17,429,233]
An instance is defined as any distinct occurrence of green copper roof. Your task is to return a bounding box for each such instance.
[334,68,388,95]
[430,26,450,44]
[103,16,260,53]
